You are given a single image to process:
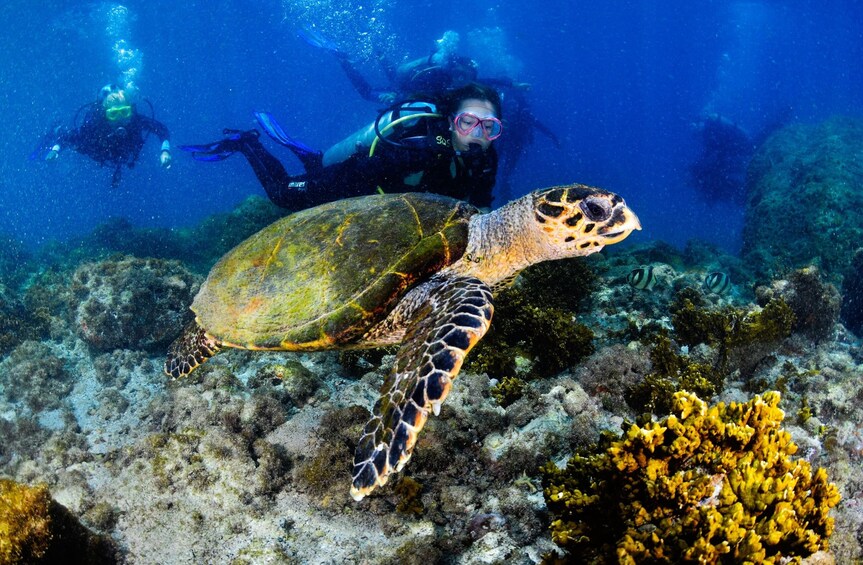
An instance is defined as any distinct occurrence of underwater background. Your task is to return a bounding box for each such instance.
[2,1,863,564]
[1,1,860,249]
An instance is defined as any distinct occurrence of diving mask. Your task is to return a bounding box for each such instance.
[106,105,133,121]
[453,112,502,141]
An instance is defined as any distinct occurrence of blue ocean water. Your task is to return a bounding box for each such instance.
[1,1,861,251]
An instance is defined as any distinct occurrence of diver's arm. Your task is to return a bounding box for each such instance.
[52,104,102,156]
[139,115,170,142]
[140,116,171,149]
[139,116,173,168]
[45,126,79,160]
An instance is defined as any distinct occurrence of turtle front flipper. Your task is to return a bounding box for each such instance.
[164,320,222,379]
[350,275,493,501]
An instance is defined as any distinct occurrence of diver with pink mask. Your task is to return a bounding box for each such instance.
[181,82,502,210]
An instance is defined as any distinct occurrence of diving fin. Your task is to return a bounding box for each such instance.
[254,112,306,149]
[297,25,345,56]
[254,111,322,172]
[179,129,258,162]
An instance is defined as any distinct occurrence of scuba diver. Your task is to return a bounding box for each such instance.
[180,82,502,210]
[689,113,755,205]
[299,27,527,104]
[298,27,558,199]
[42,84,172,188]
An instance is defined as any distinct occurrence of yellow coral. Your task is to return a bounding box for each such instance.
[542,391,841,564]
[0,479,53,564]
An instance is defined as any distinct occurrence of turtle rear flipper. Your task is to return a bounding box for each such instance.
[164,320,222,379]
[350,275,493,501]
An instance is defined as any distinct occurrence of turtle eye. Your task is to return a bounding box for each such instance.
[579,197,612,222]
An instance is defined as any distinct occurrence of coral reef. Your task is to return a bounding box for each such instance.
[293,405,368,501]
[595,288,799,415]
[742,117,863,281]
[466,257,597,380]
[1,341,72,412]
[670,289,795,379]
[2,182,862,563]
[671,290,795,351]
[491,376,527,407]
[253,360,324,407]
[70,255,201,352]
[0,478,118,564]
[35,196,285,276]
[0,479,52,563]
[625,335,722,415]
[541,391,841,564]
[337,347,394,378]
[840,249,863,337]
[516,257,600,313]
[0,234,31,289]
[0,284,49,355]
[573,344,651,414]
[755,265,841,342]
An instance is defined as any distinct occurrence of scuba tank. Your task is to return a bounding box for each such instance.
[323,101,440,167]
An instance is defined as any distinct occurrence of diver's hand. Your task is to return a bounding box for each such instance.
[160,150,172,169]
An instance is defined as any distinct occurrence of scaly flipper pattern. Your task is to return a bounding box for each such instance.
[164,321,222,379]
[350,275,493,500]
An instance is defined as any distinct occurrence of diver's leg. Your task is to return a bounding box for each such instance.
[336,56,378,103]
[179,130,251,161]
[111,165,122,188]
[235,133,311,209]
[291,156,374,208]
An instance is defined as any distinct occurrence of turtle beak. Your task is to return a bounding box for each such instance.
[598,205,641,244]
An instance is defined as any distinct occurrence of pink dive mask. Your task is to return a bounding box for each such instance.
[453,112,503,141]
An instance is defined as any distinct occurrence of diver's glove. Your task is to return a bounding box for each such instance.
[45,144,60,161]
[160,140,172,169]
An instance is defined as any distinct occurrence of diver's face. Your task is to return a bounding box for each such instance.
[104,91,133,125]
[105,106,133,125]
[451,98,498,152]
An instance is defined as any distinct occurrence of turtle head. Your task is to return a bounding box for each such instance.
[530,184,641,259]
[457,183,640,289]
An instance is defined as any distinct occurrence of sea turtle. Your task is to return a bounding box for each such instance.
[164,184,640,500]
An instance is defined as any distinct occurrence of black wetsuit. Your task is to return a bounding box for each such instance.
[341,53,514,104]
[55,103,170,184]
[331,56,553,202]
[239,118,497,210]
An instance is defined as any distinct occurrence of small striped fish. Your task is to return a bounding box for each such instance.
[627,265,658,291]
[703,271,731,295]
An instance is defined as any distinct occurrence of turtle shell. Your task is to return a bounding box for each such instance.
[192,193,476,350]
